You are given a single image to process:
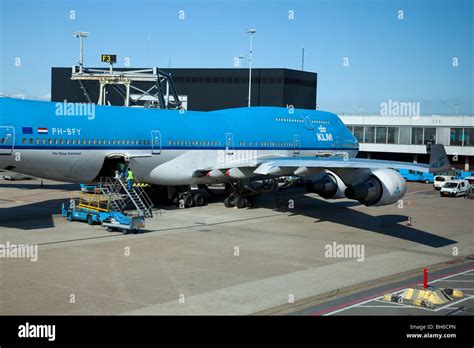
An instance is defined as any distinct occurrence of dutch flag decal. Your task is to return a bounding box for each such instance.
[37,127,48,134]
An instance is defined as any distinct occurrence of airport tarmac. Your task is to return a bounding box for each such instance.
[0,178,473,315]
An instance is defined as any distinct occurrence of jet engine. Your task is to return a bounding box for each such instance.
[306,171,347,199]
[344,169,406,206]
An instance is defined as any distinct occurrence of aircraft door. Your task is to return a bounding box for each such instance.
[303,116,314,130]
[151,130,161,154]
[293,134,300,155]
[0,126,15,155]
[225,132,234,155]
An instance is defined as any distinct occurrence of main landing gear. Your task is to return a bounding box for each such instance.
[223,181,255,208]
[224,193,254,208]
[172,190,206,208]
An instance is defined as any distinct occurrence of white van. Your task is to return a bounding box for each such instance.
[433,175,456,190]
[440,179,470,197]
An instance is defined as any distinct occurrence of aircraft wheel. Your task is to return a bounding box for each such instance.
[234,195,245,209]
[183,194,194,208]
[224,197,233,208]
[172,196,180,207]
[244,197,254,208]
[193,193,205,206]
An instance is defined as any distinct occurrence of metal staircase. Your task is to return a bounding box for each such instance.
[102,176,154,218]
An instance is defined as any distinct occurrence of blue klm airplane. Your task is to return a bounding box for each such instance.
[0,97,450,208]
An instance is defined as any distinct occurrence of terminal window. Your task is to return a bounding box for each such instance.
[464,128,474,146]
[424,127,436,144]
[387,127,399,144]
[364,127,375,143]
[450,128,463,146]
[376,127,387,144]
[411,127,423,145]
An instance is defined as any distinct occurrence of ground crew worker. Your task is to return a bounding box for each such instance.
[127,168,135,190]
[118,162,127,178]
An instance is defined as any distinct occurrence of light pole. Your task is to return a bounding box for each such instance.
[73,31,89,74]
[246,28,256,107]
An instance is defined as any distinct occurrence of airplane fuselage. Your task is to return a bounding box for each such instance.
[0,98,359,185]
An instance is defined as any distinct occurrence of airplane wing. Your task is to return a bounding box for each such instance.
[253,157,430,175]
[205,144,450,176]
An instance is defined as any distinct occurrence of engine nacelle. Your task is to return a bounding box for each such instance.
[306,172,347,199]
[344,169,406,206]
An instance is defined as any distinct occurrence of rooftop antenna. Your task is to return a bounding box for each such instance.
[73,31,89,74]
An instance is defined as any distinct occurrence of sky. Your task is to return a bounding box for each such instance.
[0,0,472,115]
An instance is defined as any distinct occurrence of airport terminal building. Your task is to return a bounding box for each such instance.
[341,115,474,171]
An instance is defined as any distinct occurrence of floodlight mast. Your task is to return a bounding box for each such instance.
[245,28,256,107]
[73,31,89,74]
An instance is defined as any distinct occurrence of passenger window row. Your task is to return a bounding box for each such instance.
[168,140,221,146]
[239,141,293,147]
[275,118,304,123]
[21,138,152,146]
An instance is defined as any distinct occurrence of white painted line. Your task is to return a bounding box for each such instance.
[434,295,474,312]
[357,305,419,309]
[430,269,474,283]
[323,296,385,316]
[374,299,406,306]
[437,280,474,282]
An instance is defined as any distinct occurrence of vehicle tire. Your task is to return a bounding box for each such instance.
[87,215,94,225]
[106,227,113,232]
[193,193,205,207]
[172,196,180,207]
[183,194,194,208]
[67,212,73,221]
[234,195,245,209]
[224,197,233,208]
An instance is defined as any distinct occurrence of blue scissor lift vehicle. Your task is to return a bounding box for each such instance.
[62,177,154,233]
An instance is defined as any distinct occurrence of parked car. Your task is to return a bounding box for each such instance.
[440,179,470,197]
